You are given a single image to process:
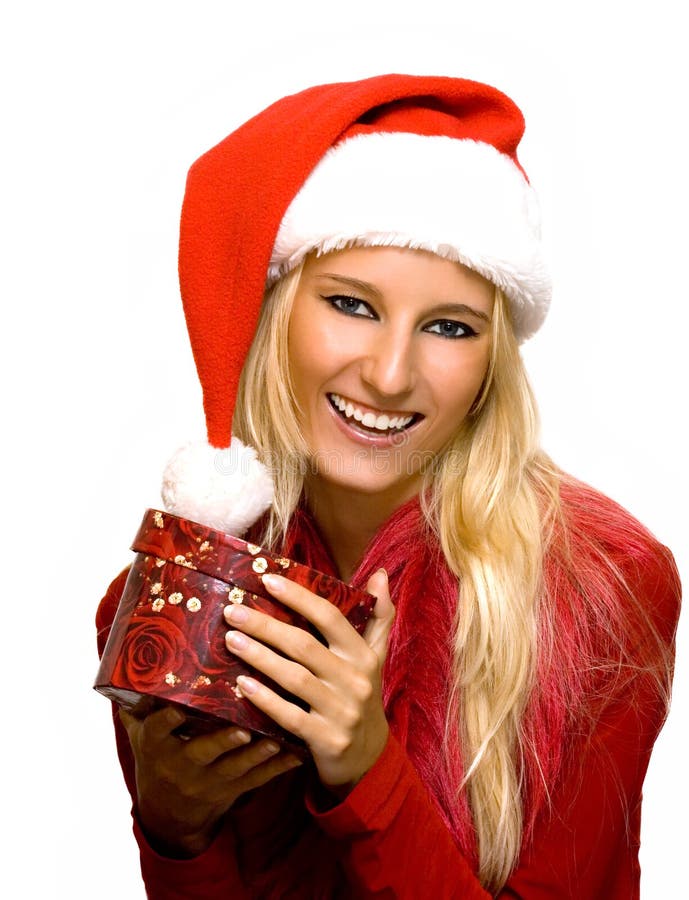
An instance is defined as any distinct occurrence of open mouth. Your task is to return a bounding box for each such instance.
[328,392,422,434]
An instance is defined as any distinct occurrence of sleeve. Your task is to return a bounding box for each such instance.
[97,569,251,900]
[308,734,491,899]
[308,546,681,900]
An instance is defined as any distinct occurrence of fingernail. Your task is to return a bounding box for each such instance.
[262,573,283,592]
[166,708,184,725]
[236,675,258,694]
[262,741,280,756]
[225,604,249,623]
[285,755,304,768]
[226,631,248,650]
[234,729,251,744]
[376,567,388,577]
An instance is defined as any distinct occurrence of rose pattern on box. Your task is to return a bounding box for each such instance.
[95,510,375,751]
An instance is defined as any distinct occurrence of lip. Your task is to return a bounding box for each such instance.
[325,393,422,447]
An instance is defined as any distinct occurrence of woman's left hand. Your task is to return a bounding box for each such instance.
[223,568,394,792]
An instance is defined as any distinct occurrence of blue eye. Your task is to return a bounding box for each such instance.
[324,295,374,318]
[424,320,477,339]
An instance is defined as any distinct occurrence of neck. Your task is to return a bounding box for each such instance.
[303,477,421,581]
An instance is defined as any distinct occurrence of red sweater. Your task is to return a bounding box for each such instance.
[96,484,680,898]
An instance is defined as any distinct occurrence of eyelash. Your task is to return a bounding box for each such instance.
[322,294,478,340]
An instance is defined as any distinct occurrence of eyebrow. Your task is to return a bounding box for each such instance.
[318,273,492,323]
[319,273,383,298]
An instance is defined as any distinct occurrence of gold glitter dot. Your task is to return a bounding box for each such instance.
[155,558,166,568]
[168,592,183,605]
[232,682,244,699]
[150,582,163,596]
[186,597,201,612]
[191,675,211,689]
[276,557,291,569]
[153,511,164,528]
[252,557,268,574]
[199,541,211,553]
[152,598,165,612]
[246,543,262,555]
[164,672,180,686]
[227,586,245,604]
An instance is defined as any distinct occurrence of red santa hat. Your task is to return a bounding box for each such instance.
[161,73,551,535]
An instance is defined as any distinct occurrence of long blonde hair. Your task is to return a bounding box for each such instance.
[422,291,560,888]
[233,259,674,893]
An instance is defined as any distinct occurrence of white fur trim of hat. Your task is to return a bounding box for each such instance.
[268,132,550,341]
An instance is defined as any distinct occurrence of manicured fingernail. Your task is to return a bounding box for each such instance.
[226,631,248,650]
[285,755,304,768]
[233,729,251,744]
[225,603,249,623]
[236,675,258,694]
[262,573,283,592]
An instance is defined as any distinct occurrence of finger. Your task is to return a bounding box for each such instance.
[183,726,252,766]
[258,573,359,650]
[225,625,336,709]
[363,569,395,662]
[235,675,313,743]
[219,750,304,792]
[118,708,142,739]
[212,737,286,778]
[225,604,341,682]
[119,705,184,748]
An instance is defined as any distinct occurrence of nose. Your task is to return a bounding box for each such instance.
[359,332,416,398]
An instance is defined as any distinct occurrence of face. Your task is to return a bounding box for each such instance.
[287,246,494,506]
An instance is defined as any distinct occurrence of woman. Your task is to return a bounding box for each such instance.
[97,74,681,897]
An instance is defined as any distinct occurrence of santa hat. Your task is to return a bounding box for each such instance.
[161,73,551,535]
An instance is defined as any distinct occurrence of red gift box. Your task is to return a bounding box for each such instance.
[95,509,375,753]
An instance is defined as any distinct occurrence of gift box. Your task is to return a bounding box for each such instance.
[94,509,375,753]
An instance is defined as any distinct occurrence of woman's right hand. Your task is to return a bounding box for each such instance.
[119,706,303,858]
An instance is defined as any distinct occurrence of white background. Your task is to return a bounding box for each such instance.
[3,2,686,897]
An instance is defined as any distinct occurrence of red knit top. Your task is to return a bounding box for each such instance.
[96,479,680,898]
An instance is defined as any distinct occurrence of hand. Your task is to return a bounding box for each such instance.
[119,706,303,857]
[223,568,395,791]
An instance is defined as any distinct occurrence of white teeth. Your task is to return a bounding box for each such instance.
[329,394,416,432]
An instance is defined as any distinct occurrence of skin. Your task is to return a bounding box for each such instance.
[288,246,494,578]
[121,246,494,857]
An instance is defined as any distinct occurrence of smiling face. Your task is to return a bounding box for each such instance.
[287,245,494,509]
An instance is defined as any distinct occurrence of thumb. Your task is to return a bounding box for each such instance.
[118,707,141,740]
[363,568,395,662]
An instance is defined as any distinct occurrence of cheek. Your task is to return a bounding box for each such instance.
[433,346,491,419]
[288,308,358,398]
[288,308,338,410]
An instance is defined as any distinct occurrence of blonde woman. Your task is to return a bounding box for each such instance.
[97,74,680,897]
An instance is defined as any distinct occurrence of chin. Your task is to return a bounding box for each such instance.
[314,465,422,502]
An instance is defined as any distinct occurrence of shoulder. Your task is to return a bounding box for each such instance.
[555,475,681,645]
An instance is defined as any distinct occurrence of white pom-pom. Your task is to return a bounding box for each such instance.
[161,438,274,536]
